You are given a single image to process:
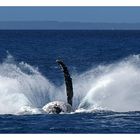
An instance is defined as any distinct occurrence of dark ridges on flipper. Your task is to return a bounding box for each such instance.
[56,60,73,106]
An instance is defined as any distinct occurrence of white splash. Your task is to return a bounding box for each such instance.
[77,55,140,112]
[1,53,140,114]
[0,53,59,114]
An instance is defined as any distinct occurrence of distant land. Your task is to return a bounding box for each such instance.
[0,21,140,30]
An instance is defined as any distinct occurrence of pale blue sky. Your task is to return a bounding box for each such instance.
[0,7,140,23]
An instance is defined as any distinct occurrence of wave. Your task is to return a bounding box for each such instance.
[0,53,140,114]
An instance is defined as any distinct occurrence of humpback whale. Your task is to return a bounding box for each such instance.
[42,60,74,114]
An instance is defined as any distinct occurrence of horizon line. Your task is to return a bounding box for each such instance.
[0,20,140,24]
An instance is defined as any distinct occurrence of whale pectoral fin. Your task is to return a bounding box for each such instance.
[56,59,73,106]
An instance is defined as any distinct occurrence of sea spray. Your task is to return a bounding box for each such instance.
[1,54,140,114]
[0,54,59,114]
[77,55,140,112]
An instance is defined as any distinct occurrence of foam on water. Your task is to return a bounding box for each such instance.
[1,53,140,114]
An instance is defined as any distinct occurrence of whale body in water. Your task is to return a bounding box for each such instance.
[43,101,73,114]
[42,60,74,114]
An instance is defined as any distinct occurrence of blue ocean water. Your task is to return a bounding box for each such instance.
[0,30,140,133]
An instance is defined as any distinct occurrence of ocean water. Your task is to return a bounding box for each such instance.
[0,30,140,133]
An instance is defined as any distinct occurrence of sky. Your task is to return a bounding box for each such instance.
[0,7,140,23]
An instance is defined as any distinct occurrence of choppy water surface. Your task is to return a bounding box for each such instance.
[0,30,140,133]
